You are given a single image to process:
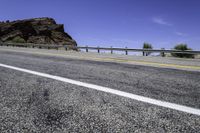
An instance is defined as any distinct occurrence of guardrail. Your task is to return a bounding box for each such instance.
[77,46,200,56]
[0,42,64,50]
[1,42,200,57]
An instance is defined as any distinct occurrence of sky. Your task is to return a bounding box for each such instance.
[0,0,200,50]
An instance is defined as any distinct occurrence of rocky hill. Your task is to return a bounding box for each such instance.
[0,17,77,48]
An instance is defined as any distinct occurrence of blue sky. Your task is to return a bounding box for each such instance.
[0,0,200,50]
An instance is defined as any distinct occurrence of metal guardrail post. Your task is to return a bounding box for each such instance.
[143,49,148,56]
[111,46,113,54]
[161,48,165,57]
[86,45,88,52]
[64,45,68,51]
[97,46,100,53]
[125,47,128,55]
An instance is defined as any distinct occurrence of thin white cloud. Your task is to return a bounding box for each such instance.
[175,32,187,36]
[152,17,172,26]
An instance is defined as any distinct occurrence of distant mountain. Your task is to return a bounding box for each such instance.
[0,17,77,49]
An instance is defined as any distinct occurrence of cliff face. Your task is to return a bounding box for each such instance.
[0,17,77,48]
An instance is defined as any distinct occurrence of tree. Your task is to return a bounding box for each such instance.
[143,42,153,56]
[171,44,194,58]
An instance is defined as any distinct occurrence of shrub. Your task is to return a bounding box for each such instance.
[143,42,153,56]
[171,44,194,58]
[12,36,26,43]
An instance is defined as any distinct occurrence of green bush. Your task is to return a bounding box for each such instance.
[171,44,194,58]
[143,43,153,49]
[143,43,153,56]
[12,36,26,43]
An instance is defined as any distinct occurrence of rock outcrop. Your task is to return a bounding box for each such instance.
[0,17,77,49]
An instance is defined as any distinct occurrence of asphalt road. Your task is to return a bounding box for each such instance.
[0,48,200,132]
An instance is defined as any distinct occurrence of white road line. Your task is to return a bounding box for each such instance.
[0,63,200,116]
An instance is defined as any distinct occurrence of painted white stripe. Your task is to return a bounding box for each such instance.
[0,63,200,116]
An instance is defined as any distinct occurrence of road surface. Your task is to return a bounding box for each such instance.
[0,47,200,132]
